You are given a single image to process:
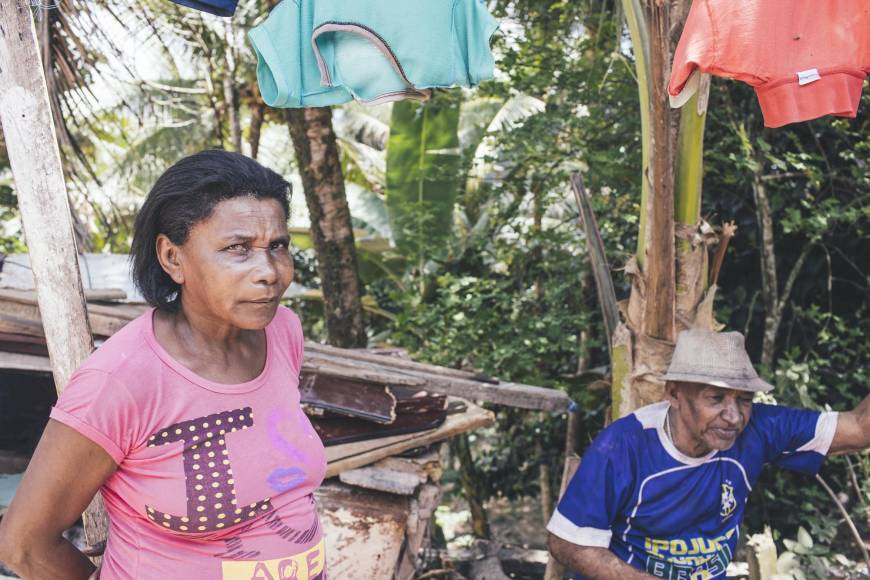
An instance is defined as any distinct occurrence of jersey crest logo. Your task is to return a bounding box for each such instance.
[720,481,736,519]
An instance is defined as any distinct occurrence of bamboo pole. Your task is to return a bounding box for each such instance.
[0,0,109,553]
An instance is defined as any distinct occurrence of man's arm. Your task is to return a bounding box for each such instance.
[828,394,870,455]
[548,534,655,580]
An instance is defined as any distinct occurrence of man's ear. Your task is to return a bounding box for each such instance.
[156,234,185,285]
[665,381,681,408]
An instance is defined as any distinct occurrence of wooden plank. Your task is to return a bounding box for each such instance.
[0,351,52,374]
[312,409,445,446]
[0,0,108,549]
[301,358,428,388]
[306,341,497,383]
[339,465,427,496]
[0,289,145,338]
[325,403,494,477]
[0,332,49,357]
[373,450,443,483]
[324,430,426,463]
[306,349,570,412]
[393,386,447,414]
[396,482,442,579]
[83,289,127,302]
[300,372,397,423]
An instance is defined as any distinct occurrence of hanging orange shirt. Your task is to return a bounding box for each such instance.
[669,0,870,128]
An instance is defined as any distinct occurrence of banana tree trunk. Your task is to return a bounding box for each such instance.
[612,0,720,418]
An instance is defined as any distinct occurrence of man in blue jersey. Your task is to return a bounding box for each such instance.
[547,329,870,579]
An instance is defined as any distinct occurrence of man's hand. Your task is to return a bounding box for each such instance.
[829,394,870,455]
[548,534,655,579]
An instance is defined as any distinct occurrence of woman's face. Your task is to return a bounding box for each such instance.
[165,196,293,330]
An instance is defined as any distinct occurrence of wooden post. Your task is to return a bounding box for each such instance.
[0,0,109,552]
[543,455,580,580]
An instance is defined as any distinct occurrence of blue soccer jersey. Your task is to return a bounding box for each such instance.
[548,402,838,579]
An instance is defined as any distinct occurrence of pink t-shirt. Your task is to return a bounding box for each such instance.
[50,306,327,580]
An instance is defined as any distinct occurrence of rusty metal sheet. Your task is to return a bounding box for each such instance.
[316,482,409,579]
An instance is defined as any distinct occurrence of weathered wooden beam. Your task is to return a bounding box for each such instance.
[0,0,108,552]
[338,465,427,496]
[306,349,571,412]
[0,351,52,374]
[0,289,143,338]
[325,403,494,477]
[306,341,496,383]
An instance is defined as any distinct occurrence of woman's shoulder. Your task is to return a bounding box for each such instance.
[76,309,156,377]
[270,305,303,337]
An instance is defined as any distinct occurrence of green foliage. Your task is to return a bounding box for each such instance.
[390,216,609,496]
[0,184,26,255]
[705,83,870,564]
[385,94,463,269]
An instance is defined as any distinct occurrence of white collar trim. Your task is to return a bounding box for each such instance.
[634,401,719,466]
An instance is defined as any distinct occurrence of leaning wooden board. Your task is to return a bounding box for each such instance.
[324,402,494,477]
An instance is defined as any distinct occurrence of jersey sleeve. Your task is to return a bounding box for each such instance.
[49,369,140,464]
[546,428,633,548]
[167,0,238,17]
[752,404,838,474]
[668,0,716,107]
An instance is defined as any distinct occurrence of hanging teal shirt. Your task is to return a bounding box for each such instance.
[248,0,352,108]
[249,0,499,108]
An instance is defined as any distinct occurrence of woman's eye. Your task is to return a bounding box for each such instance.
[226,243,248,252]
[270,241,289,251]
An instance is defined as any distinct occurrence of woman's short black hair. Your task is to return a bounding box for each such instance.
[130,150,291,311]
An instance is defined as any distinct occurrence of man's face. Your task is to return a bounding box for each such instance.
[668,382,754,455]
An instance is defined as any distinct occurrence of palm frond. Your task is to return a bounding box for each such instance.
[333,103,392,151]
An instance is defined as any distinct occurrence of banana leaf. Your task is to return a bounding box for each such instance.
[385,97,462,268]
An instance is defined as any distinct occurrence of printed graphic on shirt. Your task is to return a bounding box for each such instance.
[719,481,736,520]
[145,407,273,533]
[643,527,736,579]
[221,537,326,579]
[266,408,309,493]
[261,497,320,544]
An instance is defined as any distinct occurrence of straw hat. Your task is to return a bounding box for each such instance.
[663,329,773,393]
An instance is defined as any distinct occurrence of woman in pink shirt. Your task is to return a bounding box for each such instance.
[0,150,327,579]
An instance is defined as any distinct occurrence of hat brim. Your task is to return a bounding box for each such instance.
[661,371,774,393]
